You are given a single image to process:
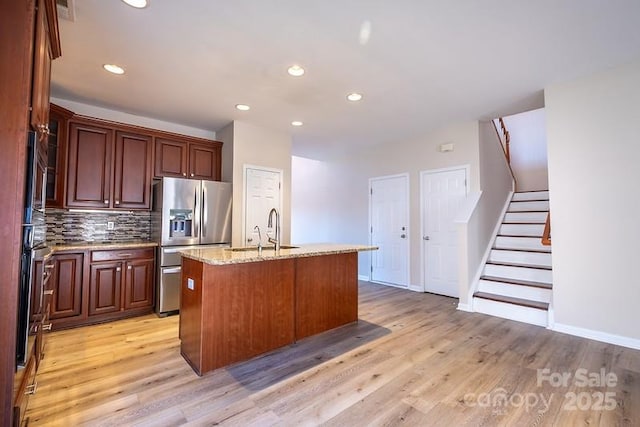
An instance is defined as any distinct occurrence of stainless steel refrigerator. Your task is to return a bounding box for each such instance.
[152,177,232,315]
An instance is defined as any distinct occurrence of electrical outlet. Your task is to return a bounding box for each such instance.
[107,221,115,230]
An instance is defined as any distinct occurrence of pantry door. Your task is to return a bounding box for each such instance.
[421,167,467,297]
[244,166,282,247]
[369,174,409,288]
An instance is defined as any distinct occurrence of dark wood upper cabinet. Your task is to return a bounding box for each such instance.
[30,0,54,143]
[189,142,221,181]
[154,137,188,178]
[155,137,221,181]
[46,103,73,208]
[66,122,113,209]
[66,120,152,210]
[114,131,152,209]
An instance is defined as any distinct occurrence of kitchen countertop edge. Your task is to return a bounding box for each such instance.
[49,241,158,252]
[180,244,378,266]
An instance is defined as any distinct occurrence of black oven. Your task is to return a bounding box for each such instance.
[16,132,48,366]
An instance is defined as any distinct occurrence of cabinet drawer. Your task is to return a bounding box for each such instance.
[91,248,154,262]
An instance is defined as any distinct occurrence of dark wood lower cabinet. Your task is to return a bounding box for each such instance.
[89,261,122,316]
[124,258,154,310]
[50,253,83,319]
[48,247,155,330]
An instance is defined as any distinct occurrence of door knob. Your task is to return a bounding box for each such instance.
[423,236,430,240]
[400,234,406,238]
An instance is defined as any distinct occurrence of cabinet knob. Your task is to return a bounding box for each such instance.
[116,267,121,272]
[190,173,194,177]
[44,290,54,295]
[115,200,120,205]
[104,200,109,204]
[182,173,187,177]
[127,265,132,270]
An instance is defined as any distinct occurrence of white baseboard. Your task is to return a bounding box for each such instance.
[358,274,370,281]
[553,323,640,350]
[457,303,472,312]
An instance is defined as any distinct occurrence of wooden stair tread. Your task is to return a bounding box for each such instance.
[473,292,549,310]
[501,222,546,225]
[485,261,552,271]
[514,190,549,193]
[480,275,552,289]
[497,234,544,238]
[491,248,551,254]
[506,210,549,213]
[510,199,549,203]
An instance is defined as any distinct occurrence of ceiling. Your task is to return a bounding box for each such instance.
[51,0,640,159]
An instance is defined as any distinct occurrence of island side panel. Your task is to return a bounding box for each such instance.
[295,252,358,340]
[180,257,204,374]
[200,258,295,374]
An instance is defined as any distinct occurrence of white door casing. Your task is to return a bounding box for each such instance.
[421,166,468,297]
[243,166,283,247]
[369,174,409,288]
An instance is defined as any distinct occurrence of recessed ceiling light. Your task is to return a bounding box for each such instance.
[103,64,125,75]
[347,93,363,102]
[291,121,303,127]
[121,0,148,8]
[235,104,250,111]
[287,65,305,77]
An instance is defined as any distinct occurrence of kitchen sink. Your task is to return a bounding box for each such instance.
[226,245,299,252]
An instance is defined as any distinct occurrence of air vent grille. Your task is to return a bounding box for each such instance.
[56,0,75,22]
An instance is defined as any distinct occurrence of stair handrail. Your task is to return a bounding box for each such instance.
[491,119,517,191]
[542,212,551,246]
[498,117,511,164]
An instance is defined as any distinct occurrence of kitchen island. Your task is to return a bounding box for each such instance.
[178,244,376,375]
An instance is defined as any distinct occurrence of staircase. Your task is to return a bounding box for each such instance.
[473,190,552,327]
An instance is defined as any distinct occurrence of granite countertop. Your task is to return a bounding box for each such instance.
[49,240,158,252]
[180,243,378,266]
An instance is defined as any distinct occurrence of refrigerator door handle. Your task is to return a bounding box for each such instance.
[202,186,207,238]
[193,186,200,238]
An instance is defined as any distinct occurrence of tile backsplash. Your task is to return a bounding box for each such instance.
[46,208,151,244]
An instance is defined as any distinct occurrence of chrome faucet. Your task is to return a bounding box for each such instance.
[267,208,280,251]
[253,225,263,254]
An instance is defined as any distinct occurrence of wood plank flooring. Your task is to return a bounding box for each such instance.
[25,282,640,426]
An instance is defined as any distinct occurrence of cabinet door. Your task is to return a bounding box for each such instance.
[114,131,152,209]
[124,258,154,310]
[154,138,188,178]
[89,262,122,316]
[51,253,83,319]
[46,104,73,208]
[189,142,221,181]
[66,122,114,208]
[30,0,53,142]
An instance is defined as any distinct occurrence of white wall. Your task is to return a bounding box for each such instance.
[546,59,640,345]
[51,97,216,139]
[217,122,234,182]
[230,121,292,247]
[456,121,514,308]
[292,121,481,283]
[503,108,548,191]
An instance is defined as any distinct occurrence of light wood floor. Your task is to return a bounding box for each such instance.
[26,282,640,426]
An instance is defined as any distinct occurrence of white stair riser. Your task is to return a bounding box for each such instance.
[499,224,545,237]
[503,212,548,223]
[508,200,549,212]
[512,191,549,201]
[483,264,553,284]
[477,280,551,303]
[494,236,552,252]
[473,298,548,327]
[489,250,552,267]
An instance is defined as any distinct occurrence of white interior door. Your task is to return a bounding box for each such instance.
[244,166,282,246]
[370,174,409,287]
[421,167,467,297]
